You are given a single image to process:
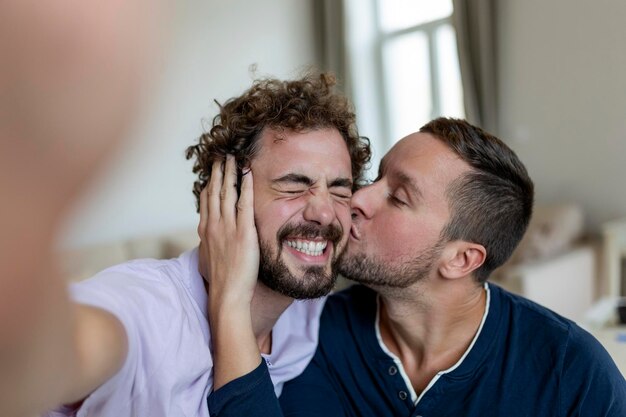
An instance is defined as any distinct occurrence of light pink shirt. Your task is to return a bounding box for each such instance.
[44,248,325,417]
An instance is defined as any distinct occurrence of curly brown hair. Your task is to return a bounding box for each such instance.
[185,72,371,211]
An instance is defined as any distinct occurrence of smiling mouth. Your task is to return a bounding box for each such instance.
[284,239,328,256]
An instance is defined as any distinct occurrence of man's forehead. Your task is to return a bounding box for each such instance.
[252,127,352,181]
[380,132,469,185]
[256,127,345,152]
[260,127,295,144]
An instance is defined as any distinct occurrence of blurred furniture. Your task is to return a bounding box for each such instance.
[495,245,595,323]
[493,204,595,323]
[59,229,199,282]
[602,218,626,298]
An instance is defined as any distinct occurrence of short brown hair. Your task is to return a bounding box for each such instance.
[420,118,534,283]
[185,72,371,210]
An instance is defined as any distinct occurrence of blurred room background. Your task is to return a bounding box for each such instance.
[57,0,626,346]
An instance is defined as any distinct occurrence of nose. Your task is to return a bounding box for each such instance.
[302,191,335,226]
[350,182,379,220]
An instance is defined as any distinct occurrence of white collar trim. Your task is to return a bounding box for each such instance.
[375,282,491,405]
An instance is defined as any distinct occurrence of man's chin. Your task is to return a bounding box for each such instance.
[337,253,386,286]
[258,272,336,300]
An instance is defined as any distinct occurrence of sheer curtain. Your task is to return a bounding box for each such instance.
[314,0,387,171]
[313,0,350,94]
[452,0,499,133]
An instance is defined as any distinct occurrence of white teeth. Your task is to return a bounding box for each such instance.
[285,239,328,256]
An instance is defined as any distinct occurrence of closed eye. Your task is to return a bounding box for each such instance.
[388,193,406,207]
[332,190,352,200]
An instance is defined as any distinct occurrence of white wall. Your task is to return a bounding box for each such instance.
[60,0,318,249]
[498,0,626,232]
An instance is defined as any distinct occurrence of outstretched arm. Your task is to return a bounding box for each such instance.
[0,0,166,414]
[0,267,129,417]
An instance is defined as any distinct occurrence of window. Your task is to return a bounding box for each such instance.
[377,0,464,143]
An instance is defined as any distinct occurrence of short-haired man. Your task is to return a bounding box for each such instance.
[42,73,370,417]
[205,118,626,417]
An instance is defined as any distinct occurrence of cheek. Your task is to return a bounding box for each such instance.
[374,224,404,249]
[335,202,352,236]
[370,216,421,255]
[254,199,305,240]
[373,215,444,260]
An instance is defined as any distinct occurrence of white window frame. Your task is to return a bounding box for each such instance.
[343,0,462,173]
[376,12,453,139]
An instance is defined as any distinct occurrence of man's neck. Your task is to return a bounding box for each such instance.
[249,282,293,354]
[377,280,487,395]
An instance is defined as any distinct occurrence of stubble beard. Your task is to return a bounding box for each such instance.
[338,239,445,289]
[258,223,344,299]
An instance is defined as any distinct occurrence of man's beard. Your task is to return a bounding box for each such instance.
[258,222,343,299]
[338,239,445,289]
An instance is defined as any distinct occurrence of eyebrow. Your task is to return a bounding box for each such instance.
[272,173,314,186]
[378,158,423,200]
[395,171,423,200]
[272,173,353,189]
[329,177,353,189]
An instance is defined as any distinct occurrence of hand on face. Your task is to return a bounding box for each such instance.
[198,155,259,306]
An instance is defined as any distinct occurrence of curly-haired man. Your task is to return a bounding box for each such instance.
[187,73,370,301]
[43,72,370,417]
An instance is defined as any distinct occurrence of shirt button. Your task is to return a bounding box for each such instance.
[388,365,398,375]
[398,391,408,400]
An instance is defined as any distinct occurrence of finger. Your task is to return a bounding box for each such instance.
[197,186,209,240]
[208,158,223,221]
[220,154,238,222]
[237,169,255,228]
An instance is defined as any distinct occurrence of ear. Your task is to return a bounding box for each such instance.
[438,241,486,280]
